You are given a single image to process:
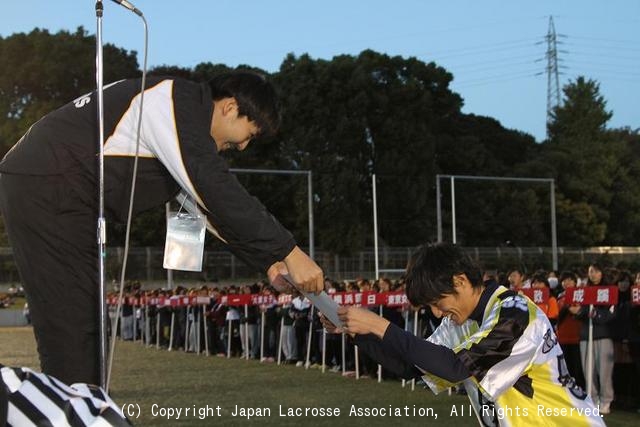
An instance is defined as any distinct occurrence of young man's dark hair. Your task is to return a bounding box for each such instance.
[208,71,280,138]
[405,242,483,306]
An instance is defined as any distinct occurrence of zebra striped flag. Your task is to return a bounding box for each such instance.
[1,364,130,426]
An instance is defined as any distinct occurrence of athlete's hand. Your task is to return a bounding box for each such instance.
[319,312,347,335]
[337,306,390,339]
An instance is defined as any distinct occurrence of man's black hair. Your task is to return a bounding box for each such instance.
[208,71,280,138]
[405,242,483,306]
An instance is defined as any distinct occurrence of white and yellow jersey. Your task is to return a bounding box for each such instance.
[422,285,605,427]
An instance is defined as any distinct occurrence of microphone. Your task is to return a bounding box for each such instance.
[110,0,143,16]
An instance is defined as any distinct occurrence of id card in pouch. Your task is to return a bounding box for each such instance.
[163,211,206,271]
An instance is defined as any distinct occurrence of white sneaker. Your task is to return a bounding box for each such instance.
[295,361,304,367]
[600,403,610,415]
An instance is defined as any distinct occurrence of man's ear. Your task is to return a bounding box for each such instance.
[220,97,239,118]
[452,274,467,289]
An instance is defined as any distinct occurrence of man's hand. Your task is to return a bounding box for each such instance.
[283,246,324,294]
[337,306,390,339]
[267,262,294,293]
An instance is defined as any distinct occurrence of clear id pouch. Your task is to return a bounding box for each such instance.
[163,198,206,272]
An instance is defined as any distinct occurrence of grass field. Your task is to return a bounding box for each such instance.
[1,327,638,426]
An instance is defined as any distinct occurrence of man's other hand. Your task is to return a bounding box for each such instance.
[283,246,324,294]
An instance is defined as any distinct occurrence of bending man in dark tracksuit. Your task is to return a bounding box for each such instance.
[0,71,323,385]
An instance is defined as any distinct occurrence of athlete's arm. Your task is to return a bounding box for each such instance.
[339,306,470,381]
[354,323,471,381]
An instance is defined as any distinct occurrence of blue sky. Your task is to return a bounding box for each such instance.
[1,0,638,141]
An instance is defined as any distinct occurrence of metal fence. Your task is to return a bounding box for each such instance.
[2,245,640,286]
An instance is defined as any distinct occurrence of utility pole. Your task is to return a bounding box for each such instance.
[545,16,562,137]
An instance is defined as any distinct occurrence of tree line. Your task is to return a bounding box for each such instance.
[1,28,639,255]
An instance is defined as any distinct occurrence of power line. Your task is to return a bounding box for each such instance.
[425,41,540,61]
[563,61,640,76]
[569,35,640,46]
[442,53,540,70]
[418,37,540,58]
[563,42,640,54]
[567,51,640,62]
[453,70,541,88]
[450,59,540,74]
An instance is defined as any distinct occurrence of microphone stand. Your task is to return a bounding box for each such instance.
[95,0,109,390]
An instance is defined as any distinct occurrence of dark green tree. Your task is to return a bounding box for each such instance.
[273,51,467,253]
[0,27,140,157]
[544,76,623,245]
[605,128,640,244]
[436,114,538,246]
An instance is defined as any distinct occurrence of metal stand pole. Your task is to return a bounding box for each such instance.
[144,305,150,345]
[402,309,409,388]
[260,311,266,361]
[322,328,327,373]
[245,305,250,360]
[586,306,594,397]
[133,303,138,342]
[277,316,285,365]
[412,310,418,391]
[95,0,109,390]
[168,312,175,351]
[119,305,124,341]
[155,312,160,349]
[377,305,383,383]
[197,309,201,354]
[202,306,209,355]
[227,319,232,358]
[184,306,190,352]
[341,333,346,374]
[305,307,314,368]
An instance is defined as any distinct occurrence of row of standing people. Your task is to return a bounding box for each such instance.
[111,278,436,378]
[112,263,640,413]
[501,264,640,413]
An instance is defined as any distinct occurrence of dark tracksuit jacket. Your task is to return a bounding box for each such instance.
[0,77,295,384]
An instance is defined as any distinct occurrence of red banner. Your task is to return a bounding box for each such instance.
[108,292,412,308]
[563,286,618,306]
[632,285,640,306]
[383,291,409,307]
[223,294,252,306]
[327,291,408,307]
[520,288,550,304]
[251,294,277,306]
[330,291,375,306]
[278,294,293,305]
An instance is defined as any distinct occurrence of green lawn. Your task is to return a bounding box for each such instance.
[1,327,638,426]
